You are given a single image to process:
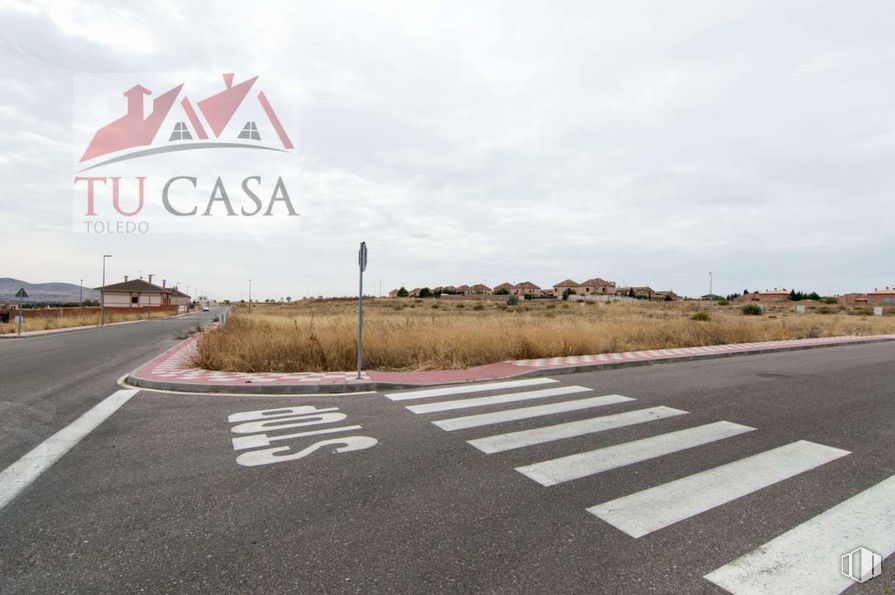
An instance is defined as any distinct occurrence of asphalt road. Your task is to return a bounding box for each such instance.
[1,337,894,593]
[0,311,217,471]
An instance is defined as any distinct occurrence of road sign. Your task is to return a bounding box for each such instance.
[358,241,368,272]
[357,242,367,379]
[15,288,28,298]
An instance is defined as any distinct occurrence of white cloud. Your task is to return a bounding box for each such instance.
[0,0,894,298]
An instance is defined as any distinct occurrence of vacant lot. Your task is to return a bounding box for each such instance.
[1,310,175,334]
[193,298,895,372]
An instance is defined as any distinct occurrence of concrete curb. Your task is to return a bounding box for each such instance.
[123,334,895,395]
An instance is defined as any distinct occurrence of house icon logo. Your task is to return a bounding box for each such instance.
[78,73,294,171]
[841,547,882,584]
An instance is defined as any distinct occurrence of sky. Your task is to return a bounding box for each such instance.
[1,0,894,300]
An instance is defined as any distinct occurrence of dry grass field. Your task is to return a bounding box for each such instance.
[193,298,895,373]
[1,310,175,334]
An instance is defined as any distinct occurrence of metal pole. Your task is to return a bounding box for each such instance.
[79,279,83,310]
[357,263,363,379]
[249,279,252,313]
[101,255,111,326]
[17,293,22,336]
[709,272,713,297]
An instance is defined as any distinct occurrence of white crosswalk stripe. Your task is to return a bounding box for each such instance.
[704,473,895,594]
[385,377,557,401]
[587,440,850,537]
[467,406,687,454]
[516,421,755,487]
[406,385,593,414]
[432,394,635,431]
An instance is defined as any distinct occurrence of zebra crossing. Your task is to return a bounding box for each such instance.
[386,378,894,593]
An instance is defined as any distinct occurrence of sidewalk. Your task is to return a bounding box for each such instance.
[125,333,895,394]
[0,311,196,339]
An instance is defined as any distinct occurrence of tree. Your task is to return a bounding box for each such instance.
[562,288,571,301]
[494,288,510,295]
[397,286,409,297]
[419,287,432,298]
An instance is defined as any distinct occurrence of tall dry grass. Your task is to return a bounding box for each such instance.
[193,299,895,372]
[0,310,175,334]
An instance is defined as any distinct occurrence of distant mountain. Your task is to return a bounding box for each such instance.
[0,278,99,303]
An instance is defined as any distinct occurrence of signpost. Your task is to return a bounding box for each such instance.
[14,288,27,336]
[357,241,368,380]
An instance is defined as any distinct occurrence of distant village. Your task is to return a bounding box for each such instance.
[388,278,895,305]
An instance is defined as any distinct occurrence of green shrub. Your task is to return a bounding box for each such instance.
[691,311,711,321]
[742,303,764,316]
[717,300,730,306]
[507,295,519,306]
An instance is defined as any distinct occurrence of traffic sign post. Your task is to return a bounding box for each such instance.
[357,242,367,380]
[14,288,28,336]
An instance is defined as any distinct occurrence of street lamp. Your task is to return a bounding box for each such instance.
[709,272,713,298]
[79,279,83,310]
[249,278,252,313]
[101,255,112,326]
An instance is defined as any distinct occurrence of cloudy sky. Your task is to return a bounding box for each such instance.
[1,0,894,299]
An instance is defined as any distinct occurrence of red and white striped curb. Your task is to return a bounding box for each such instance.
[128,333,895,389]
[510,335,895,369]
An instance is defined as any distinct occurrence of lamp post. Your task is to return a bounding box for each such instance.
[79,279,83,310]
[709,272,713,298]
[101,254,112,326]
[249,279,252,313]
[146,273,155,319]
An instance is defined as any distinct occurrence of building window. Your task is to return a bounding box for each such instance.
[169,122,193,141]
[238,121,261,141]
[131,296,138,304]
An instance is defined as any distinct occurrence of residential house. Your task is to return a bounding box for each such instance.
[455,284,470,295]
[466,284,493,295]
[493,282,515,295]
[512,281,541,297]
[869,287,895,304]
[552,279,580,298]
[652,290,679,301]
[837,293,869,305]
[579,277,617,296]
[96,276,191,311]
[617,286,655,300]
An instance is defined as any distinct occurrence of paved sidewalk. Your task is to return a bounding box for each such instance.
[0,314,192,339]
[125,333,895,394]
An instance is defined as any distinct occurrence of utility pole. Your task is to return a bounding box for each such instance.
[709,271,713,298]
[357,242,368,380]
[249,279,252,313]
[101,254,112,326]
[79,279,83,310]
[147,273,155,319]
[378,278,382,298]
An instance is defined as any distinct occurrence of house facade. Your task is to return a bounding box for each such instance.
[868,287,895,304]
[512,281,541,297]
[96,277,192,312]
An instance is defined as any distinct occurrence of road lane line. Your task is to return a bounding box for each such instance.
[516,421,755,487]
[433,395,635,431]
[704,473,895,594]
[385,378,557,401]
[468,406,688,454]
[0,389,138,512]
[588,440,850,538]
[406,385,592,414]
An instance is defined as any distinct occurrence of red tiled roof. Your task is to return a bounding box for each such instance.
[553,279,580,288]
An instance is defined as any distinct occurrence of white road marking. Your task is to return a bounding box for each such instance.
[588,440,850,538]
[0,389,138,512]
[468,406,688,454]
[385,377,557,401]
[704,473,895,594]
[516,421,755,487]
[406,385,593,414]
[433,395,635,431]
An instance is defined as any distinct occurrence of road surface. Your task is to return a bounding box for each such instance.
[1,333,893,593]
